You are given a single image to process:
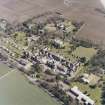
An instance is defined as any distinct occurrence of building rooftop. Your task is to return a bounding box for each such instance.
[70,86,95,105]
[54,39,63,45]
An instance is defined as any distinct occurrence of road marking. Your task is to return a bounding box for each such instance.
[0,70,15,80]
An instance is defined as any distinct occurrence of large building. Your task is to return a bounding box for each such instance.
[68,86,95,105]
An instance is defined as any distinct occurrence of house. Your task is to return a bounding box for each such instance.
[81,74,90,84]
[24,62,33,71]
[70,62,80,71]
[68,63,74,69]
[57,64,68,75]
[41,48,49,55]
[17,58,28,66]
[27,23,35,30]
[57,23,65,30]
[64,21,76,33]
[33,56,41,64]
[52,39,64,48]
[41,57,47,64]
[46,59,55,69]
[21,51,29,59]
[28,36,40,43]
[81,77,90,84]
[69,86,95,105]
[74,62,80,67]
[51,53,61,61]
[0,19,7,31]
[48,53,53,59]
[44,23,56,32]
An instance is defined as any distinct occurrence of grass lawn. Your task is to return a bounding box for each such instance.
[13,32,28,47]
[1,34,27,58]
[0,69,61,105]
[72,65,87,78]
[72,46,97,60]
[49,42,76,62]
[70,81,102,105]
[63,20,76,34]
[49,42,97,63]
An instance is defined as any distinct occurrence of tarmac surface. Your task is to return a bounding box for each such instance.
[0,0,105,43]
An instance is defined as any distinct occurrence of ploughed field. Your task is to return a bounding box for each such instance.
[0,63,60,105]
[0,0,105,44]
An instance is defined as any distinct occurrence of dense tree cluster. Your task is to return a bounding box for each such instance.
[27,63,42,75]
[71,37,93,48]
[101,83,105,105]
[90,50,105,69]
[40,82,71,105]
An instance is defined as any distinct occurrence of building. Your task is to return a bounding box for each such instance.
[69,86,95,105]
[52,39,64,48]
[57,64,68,75]
[81,73,90,84]
[24,62,33,71]
[33,48,80,77]
[46,60,55,69]
[0,19,7,31]
[17,58,28,66]
[81,77,90,84]
[57,23,65,30]
[44,23,56,33]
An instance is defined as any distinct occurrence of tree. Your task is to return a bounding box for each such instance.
[45,69,54,75]
[101,84,105,105]
[34,63,42,73]
[70,45,77,52]
[90,50,105,69]
[28,63,42,75]
[89,85,96,89]
[80,57,86,63]
[36,74,40,78]
[55,74,61,88]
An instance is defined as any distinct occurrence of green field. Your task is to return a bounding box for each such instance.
[49,42,76,62]
[49,42,97,63]
[72,46,97,60]
[0,63,61,105]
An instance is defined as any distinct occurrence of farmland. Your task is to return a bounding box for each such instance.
[0,0,105,44]
[72,46,97,61]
